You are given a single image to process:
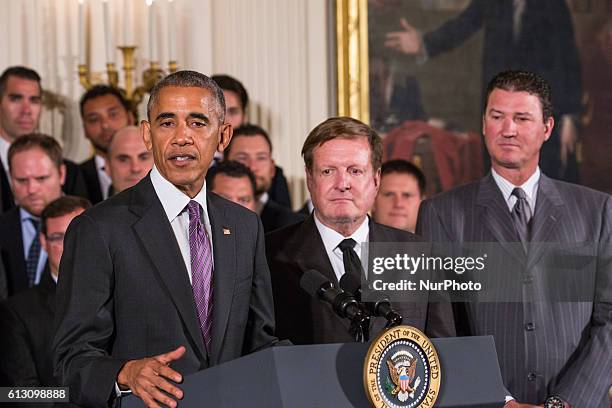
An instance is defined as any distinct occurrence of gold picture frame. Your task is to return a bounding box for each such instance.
[336,0,370,123]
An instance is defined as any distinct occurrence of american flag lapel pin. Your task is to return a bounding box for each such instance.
[223,227,231,235]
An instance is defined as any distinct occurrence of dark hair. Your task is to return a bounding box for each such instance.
[0,66,41,98]
[381,159,426,196]
[302,117,382,172]
[207,160,257,195]
[147,70,225,123]
[8,133,63,172]
[212,74,249,111]
[484,70,553,121]
[79,85,131,118]
[40,195,91,236]
[224,124,272,159]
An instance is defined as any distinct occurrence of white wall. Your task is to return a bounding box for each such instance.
[0,0,331,206]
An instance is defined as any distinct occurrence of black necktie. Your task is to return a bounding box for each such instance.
[338,238,364,283]
[26,218,41,287]
[511,187,532,251]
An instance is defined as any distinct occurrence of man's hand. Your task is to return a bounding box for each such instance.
[559,114,578,169]
[384,18,422,54]
[117,346,186,408]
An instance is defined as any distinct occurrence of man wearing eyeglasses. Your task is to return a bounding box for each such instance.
[0,195,91,386]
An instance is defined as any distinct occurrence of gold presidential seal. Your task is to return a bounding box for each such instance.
[363,326,441,408]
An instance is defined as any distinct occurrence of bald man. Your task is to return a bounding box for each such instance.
[106,126,153,195]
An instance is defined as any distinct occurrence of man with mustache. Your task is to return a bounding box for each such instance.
[0,134,65,297]
[54,71,280,408]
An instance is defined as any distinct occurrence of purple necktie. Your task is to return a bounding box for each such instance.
[187,200,213,352]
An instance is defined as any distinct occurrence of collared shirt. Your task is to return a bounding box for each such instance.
[19,207,48,285]
[95,154,112,201]
[491,167,540,213]
[314,213,369,282]
[150,165,214,283]
[0,136,10,176]
[256,192,269,215]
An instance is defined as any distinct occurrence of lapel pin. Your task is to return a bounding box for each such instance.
[223,228,231,235]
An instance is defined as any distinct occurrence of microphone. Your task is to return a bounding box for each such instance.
[339,272,403,328]
[300,269,363,320]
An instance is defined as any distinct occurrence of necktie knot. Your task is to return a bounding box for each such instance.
[187,200,201,222]
[29,217,40,231]
[338,238,357,252]
[511,187,527,201]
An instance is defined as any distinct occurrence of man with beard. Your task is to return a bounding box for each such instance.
[78,85,134,204]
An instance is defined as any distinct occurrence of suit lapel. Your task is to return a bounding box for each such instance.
[527,175,564,268]
[206,195,236,364]
[476,174,525,263]
[129,178,207,362]
[290,216,338,285]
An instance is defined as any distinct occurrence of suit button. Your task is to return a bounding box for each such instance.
[525,322,535,331]
[527,372,537,381]
[523,275,533,284]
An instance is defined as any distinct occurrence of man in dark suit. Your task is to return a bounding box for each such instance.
[0,134,66,297]
[225,124,302,232]
[53,71,279,408]
[0,66,88,213]
[0,195,90,387]
[212,74,292,207]
[385,0,581,182]
[266,117,455,345]
[78,85,134,204]
[417,71,612,407]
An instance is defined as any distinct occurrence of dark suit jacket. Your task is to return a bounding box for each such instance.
[79,157,104,204]
[423,0,581,180]
[0,268,56,386]
[53,175,279,407]
[0,207,28,296]
[0,157,89,213]
[266,215,455,345]
[416,173,612,406]
[268,165,291,209]
[260,199,304,233]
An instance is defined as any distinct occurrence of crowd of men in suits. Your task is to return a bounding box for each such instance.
[0,65,609,408]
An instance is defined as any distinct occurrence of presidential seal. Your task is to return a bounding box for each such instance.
[363,326,441,408]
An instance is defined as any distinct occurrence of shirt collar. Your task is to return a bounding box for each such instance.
[0,136,10,174]
[94,154,106,171]
[314,213,370,253]
[491,166,540,210]
[19,207,39,223]
[150,165,208,222]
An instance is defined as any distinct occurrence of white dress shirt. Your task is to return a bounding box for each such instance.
[0,136,10,176]
[95,154,112,201]
[149,165,214,283]
[491,167,540,214]
[314,213,369,282]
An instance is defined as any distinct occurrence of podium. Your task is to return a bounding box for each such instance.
[122,336,506,407]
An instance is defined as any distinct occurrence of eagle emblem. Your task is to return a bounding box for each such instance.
[386,350,421,402]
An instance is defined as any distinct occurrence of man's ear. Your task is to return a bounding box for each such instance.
[543,116,555,142]
[58,164,67,186]
[39,231,48,254]
[141,120,153,150]
[216,123,233,153]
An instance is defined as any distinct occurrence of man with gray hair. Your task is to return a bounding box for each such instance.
[54,70,279,407]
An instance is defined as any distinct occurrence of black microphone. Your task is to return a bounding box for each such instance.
[339,272,403,327]
[299,269,363,320]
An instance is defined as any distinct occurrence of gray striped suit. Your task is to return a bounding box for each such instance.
[416,172,612,406]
